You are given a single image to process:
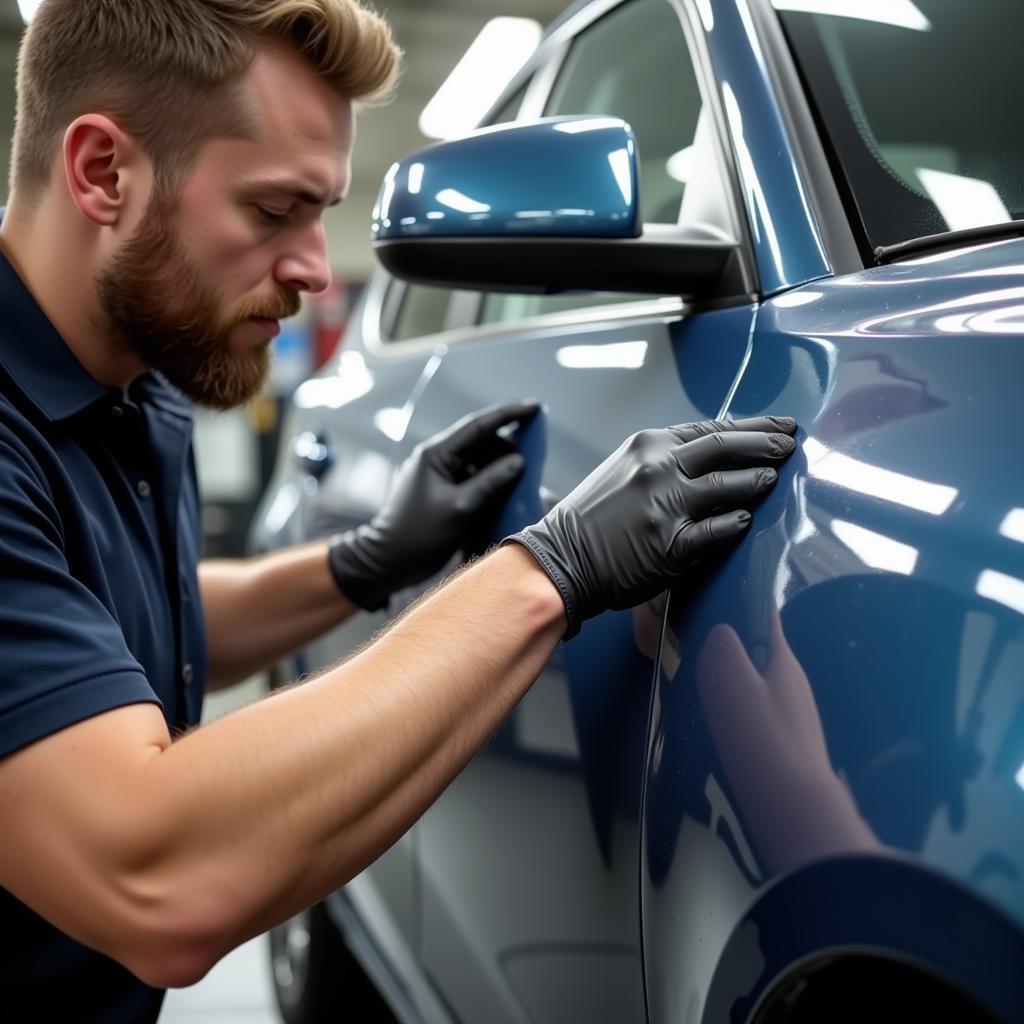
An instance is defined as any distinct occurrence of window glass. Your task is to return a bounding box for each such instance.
[390,284,454,342]
[547,0,702,225]
[482,0,705,325]
[489,82,530,126]
[778,0,1024,252]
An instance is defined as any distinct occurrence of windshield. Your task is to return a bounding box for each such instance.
[775,0,1024,255]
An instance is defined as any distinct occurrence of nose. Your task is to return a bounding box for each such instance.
[275,221,332,295]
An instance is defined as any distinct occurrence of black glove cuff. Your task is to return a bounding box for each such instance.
[500,533,580,640]
[327,532,389,612]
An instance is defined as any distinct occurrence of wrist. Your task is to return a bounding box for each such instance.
[326,531,388,612]
[491,543,568,638]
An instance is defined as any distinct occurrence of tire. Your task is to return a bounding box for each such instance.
[269,901,395,1024]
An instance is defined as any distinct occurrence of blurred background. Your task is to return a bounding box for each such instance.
[1,0,566,561]
[1,2,567,1019]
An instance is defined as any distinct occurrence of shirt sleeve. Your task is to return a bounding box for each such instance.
[0,436,160,760]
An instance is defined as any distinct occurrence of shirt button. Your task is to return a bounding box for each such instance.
[182,663,194,685]
[136,480,152,499]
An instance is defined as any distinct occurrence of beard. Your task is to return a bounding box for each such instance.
[96,190,301,410]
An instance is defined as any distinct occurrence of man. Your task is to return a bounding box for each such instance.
[0,1,797,1020]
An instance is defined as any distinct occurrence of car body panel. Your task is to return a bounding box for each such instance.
[397,304,756,1024]
[253,0,1024,1020]
[644,240,1024,1022]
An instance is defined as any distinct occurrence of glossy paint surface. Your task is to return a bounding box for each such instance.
[645,238,1024,1023]
[399,303,754,1024]
[697,0,830,293]
[371,117,641,241]
[254,0,1024,1021]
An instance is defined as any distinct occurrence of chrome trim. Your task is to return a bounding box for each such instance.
[362,294,688,361]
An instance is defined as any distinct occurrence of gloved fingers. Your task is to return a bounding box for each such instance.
[668,415,796,446]
[436,400,541,456]
[454,433,520,481]
[669,509,752,567]
[672,430,796,478]
[686,466,779,520]
[458,452,527,509]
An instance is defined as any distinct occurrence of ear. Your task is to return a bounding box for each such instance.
[62,115,145,226]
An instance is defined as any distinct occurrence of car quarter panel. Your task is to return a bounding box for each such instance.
[393,303,755,1024]
[644,240,1024,1022]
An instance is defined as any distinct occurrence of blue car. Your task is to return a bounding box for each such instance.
[253,0,1024,1020]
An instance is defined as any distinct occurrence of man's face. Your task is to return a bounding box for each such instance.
[98,45,354,410]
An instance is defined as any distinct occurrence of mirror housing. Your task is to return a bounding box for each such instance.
[371,117,738,297]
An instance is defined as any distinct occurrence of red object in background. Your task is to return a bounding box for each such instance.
[309,280,351,369]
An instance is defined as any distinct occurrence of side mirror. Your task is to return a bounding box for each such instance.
[371,117,738,297]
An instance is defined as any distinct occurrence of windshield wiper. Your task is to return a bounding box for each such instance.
[874,220,1024,264]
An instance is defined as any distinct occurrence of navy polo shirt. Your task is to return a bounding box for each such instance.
[0,249,207,1022]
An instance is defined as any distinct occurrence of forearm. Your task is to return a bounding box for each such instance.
[135,545,564,980]
[199,543,358,690]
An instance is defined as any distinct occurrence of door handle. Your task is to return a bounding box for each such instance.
[292,432,334,480]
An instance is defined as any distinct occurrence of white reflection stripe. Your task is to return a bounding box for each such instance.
[804,438,957,515]
[1000,509,1024,543]
[830,520,918,575]
[977,570,1024,616]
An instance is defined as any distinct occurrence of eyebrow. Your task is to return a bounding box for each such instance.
[244,178,344,208]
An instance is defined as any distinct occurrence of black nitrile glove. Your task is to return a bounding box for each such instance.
[503,416,798,638]
[328,401,539,610]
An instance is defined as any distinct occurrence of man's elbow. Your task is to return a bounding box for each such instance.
[100,874,242,990]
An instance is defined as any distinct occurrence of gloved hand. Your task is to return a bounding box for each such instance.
[328,401,539,610]
[504,416,798,638]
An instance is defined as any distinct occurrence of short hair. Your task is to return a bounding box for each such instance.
[12,0,402,203]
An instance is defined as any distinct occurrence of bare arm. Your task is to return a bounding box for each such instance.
[199,542,358,690]
[0,545,564,989]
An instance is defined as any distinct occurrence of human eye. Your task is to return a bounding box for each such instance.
[254,205,290,226]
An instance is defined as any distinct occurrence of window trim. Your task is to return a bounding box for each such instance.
[743,0,863,276]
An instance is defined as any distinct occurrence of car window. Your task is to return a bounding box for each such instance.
[777,0,1024,253]
[481,0,706,325]
[382,82,532,344]
[390,284,455,342]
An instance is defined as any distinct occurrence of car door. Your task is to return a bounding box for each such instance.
[640,1,1024,1020]
[390,2,757,1021]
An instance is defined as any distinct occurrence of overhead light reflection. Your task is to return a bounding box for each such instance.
[772,289,824,309]
[293,352,373,410]
[666,146,695,184]
[435,188,491,214]
[375,163,399,224]
[999,509,1024,543]
[419,18,542,139]
[694,0,715,30]
[408,163,425,196]
[804,437,957,515]
[374,407,412,443]
[977,569,1024,616]
[831,519,918,575]
[771,0,931,31]
[553,117,624,134]
[608,148,634,206]
[916,169,1011,232]
[556,341,648,369]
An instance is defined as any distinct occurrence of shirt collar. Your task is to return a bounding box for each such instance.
[0,246,191,424]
